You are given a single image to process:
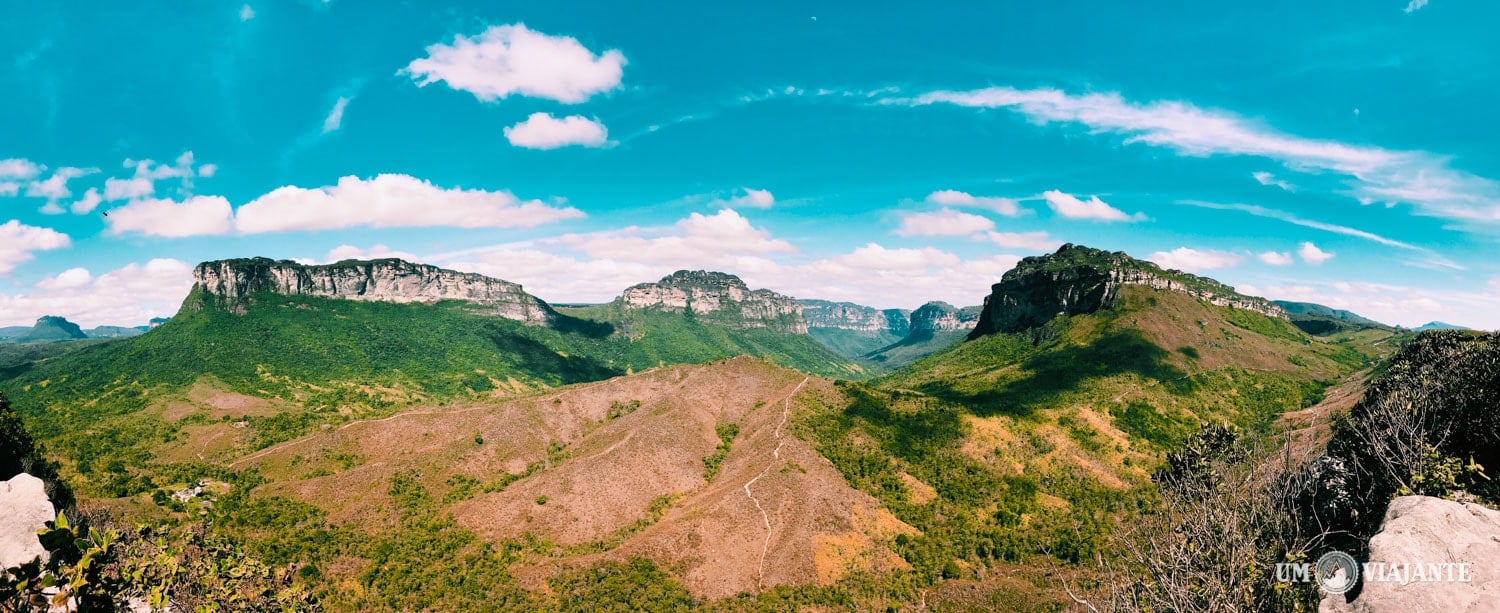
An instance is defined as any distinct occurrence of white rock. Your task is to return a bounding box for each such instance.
[0,473,56,569]
[1321,496,1500,612]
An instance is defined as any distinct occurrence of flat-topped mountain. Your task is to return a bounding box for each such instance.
[192,257,557,326]
[970,243,1285,337]
[18,316,87,343]
[909,301,982,333]
[620,270,806,333]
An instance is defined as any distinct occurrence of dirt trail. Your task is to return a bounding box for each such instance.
[1273,368,1371,465]
[742,376,809,591]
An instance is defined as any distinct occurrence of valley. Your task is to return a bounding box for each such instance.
[0,243,1466,611]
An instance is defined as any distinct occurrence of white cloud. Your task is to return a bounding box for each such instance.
[925,190,1023,216]
[234,174,583,234]
[322,96,351,134]
[896,208,994,237]
[1042,190,1144,222]
[1257,280,1500,330]
[1298,241,1335,264]
[326,244,420,263]
[985,231,1062,251]
[106,195,235,238]
[26,167,94,203]
[403,23,626,104]
[1148,247,1243,273]
[101,151,216,203]
[432,209,1024,309]
[1404,0,1430,13]
[36,267,92,289]
[562,208,792,266]
[104,177,154,201]
[70,188,103,214]
[0,220,70,275]
[727,187,775,209]
[1252,171,1294,191]
[0,259,194,328]
[503,112,609,149]
[901,86,1500,227]
[1257,250,1294,265]
[0,183,18,197]
[0,159,42,180]
[239,4,255,20]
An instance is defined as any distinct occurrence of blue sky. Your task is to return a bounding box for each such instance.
[2,1,1498,328]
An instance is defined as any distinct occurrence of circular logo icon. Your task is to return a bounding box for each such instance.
[1316,551,1360,594]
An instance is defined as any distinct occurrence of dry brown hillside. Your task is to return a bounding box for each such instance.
[232,356,912,598]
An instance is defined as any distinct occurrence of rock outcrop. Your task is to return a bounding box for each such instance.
[799,300,911,336]
[191,258,557,325]
[909,302,982,334]
[970,244,1286,337]
[0,473,55,569]
[621,270,807,333]
[1321,496,1500,612]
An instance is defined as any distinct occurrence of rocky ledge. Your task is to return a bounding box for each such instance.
[970,244,1286,337]
[621,270,807,333]
[191,257,556,326]
[1322,496,1500,612]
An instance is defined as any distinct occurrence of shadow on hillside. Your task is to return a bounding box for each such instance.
[839,383,967,460]
[487,330,623,385]
[917,329,1187,417]
[551,313,616,339]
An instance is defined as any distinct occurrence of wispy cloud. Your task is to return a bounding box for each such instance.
[894,86,1500,227]
[1252,171,1294,191]
[1403,0,1430,14]
[1176,199,1464,270]
[322,96,351,133]
[1177,200,1412,249]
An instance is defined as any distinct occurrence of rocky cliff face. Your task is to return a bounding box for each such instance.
[621,270,807,333]
[909,302,982,333]
[799,300,911,336]
[191,258,556,325]
[970,244,1286,337]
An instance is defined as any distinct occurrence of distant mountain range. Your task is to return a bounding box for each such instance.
[1414,321,1468,331]
[1274,300,1392,335]
[0,315,168,344]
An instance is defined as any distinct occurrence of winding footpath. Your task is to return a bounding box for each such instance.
[742,376,809,591]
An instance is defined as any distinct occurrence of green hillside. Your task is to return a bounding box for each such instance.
[806,327,904,360]
[0,288,860,494]
[785,284,1389,605]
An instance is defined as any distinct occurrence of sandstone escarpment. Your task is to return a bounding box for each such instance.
[191,258,557,325]
[621,270,807,333]
[908,301,982,334]
[799,300,911,336]
[970,244,1286,337]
